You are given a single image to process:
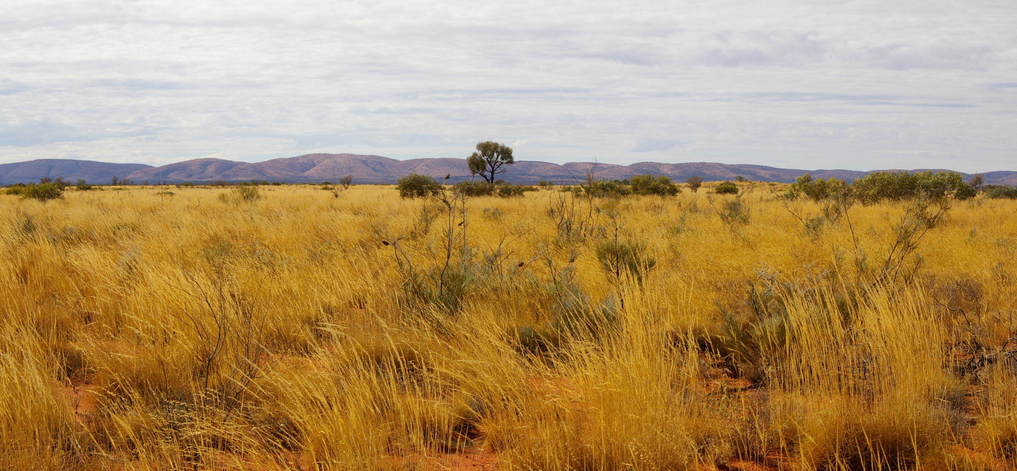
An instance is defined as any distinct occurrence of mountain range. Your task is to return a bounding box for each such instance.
[1,154,1015,186]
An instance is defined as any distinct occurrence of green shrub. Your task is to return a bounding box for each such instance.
[985,185,1017,199]
[451,181,530,197]
[595,239,656,284]
[715,181,739,194]
[852,171,974,204]
[785,174,850,201]
[582,180,631,198]
[4,184,27,196]
[717,279,792,383]
[571,177,679,197]
[452,181,494,196]
[496,185,527,197]
[26,183,65,201]
[397,174,442,198]
[7,183,64,201]
[955,183,978,201]
[629,175,680,196]
[719,198,750,225]
[402,263,476,314]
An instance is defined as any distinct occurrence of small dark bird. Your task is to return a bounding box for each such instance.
[445,174,451,180]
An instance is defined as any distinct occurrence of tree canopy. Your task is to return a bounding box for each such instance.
[467,141,514,183]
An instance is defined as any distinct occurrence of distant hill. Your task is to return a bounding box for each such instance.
[124,158,249,182]
[122,154,890,184]
[0,159,150,185]
[1,154,1015,186]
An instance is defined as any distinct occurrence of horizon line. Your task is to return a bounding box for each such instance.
[2,154,1012,175]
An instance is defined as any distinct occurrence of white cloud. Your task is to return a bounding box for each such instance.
[0,0,1015,171]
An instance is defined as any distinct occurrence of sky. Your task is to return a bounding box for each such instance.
[1,0,1015,171]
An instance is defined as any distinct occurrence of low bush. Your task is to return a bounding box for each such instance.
[217,184,261,203]
[955,182,978,200]
[584,180,630,197]
[4,184,27,196]
[716,279,791,383]
[719,198,750,225]
[402,263,476,314]
[566,176,679,198]
[629,175,680,196]
[74,180,96,191]
[715,181,739,194]
[397,174,443,198]
[233,184,261,202]
[852,171,975,204]
[785,174,851,201]
[595,238,657,284]
[452,181,493,197]
[985,185,1017,199]
[451,181,532,197]
[496,184,529,197]
[6,183,64,201]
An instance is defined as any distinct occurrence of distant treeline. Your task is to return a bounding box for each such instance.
[6,171,1017,204]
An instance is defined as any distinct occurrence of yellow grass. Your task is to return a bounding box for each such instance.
[1,182,1015,470]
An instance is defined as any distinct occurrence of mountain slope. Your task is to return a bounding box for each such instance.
[0,159,150,185]
[122,154,915,184]
[126,158,248,182]
[1,154,1015,185]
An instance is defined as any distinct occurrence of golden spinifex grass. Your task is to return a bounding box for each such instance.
[1,182,1015,470]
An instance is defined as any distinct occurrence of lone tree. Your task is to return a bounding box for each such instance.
[467,141,514,183]
[969,174,984,191]
[686,176,703,193]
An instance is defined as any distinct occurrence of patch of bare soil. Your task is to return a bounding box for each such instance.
[378,449,499,470]
[712,460,779,471]
[54,378,99,425]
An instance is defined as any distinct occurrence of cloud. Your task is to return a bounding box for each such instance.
[0,0,1015,172]
[0,81,26,95]
[0,120,91,147]
[290,132,453,149]
[632,138,684,153]
[860,41,996,70]
[85,79,190,91]
[737,92,975,109]
[696,31,829,67]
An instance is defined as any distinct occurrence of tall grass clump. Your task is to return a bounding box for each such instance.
[0,321,83,470]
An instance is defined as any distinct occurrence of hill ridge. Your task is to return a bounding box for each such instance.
[1,154,1015,186]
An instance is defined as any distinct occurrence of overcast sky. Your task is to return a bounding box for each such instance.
[1,0,1015,171]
